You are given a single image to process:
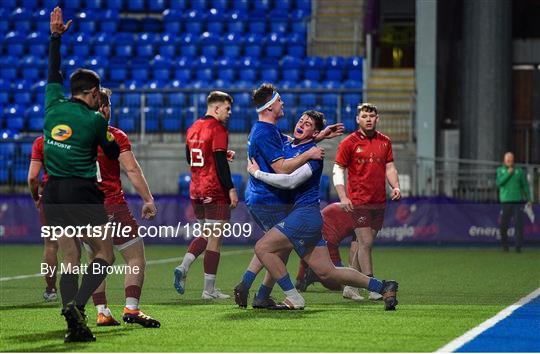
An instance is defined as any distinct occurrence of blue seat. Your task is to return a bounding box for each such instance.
[109,62,128,82]
[100,9,119,32]
[131,64,150,82]
[321,93,339,106]
[94,34,112,56]
[196,68,214,81]
[343,93,362,107]
[0,142,16,158]
[325,56,345,81]
[77,13,97,33]
[4,32,25,57]
[179,34,197,57]
[152,59,171,82]
[26,32,47,57]
[190,0,208,10]
[123,93,141,107]
[299,93,317,107]
[212,0,228,11]
[304,57,324,81]
[149,0,165,12]
[163,108,182,132]
[207,8,225,34]
[28,116,44,131]
[137,33,157,58]
[296,0,311,12]
[226,11,246,34]
[342,106,357,131]
[261,67,279,82]
[127,0,144,11]
[10,8,32,32]
[169,92,186,107]
[253,0,271,12]
[269,9,289,33]
[184,10,205,35]
[238,64,257,82]
[159,33,177,58]
[0,60,18,81]
[248,13,266,34]
[178,173,191,197]
[346,57,363,81]
[86,0,102,9]
[5,105,24,131]
[277,116,293,132]
[163,9,183,33]
[12,81,32,105]
[223,33,243,58]
[114,33,135,57]
[199,32,220,57]
[245,34,264,57]
[142,107,160,132]
[170,0,188,11]
[265,33,286,58]
[117,107,139,133]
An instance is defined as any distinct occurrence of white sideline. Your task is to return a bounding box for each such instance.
[436,287,540,352]
[0,248,252,282]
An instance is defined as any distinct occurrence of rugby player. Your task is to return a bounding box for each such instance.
[42,7,120,342]
[233,83,324,308]
[85,88,160,328]
[247,111,399,310]
[174,91,238,299]
[28,135,58,301]
[333,103,401,300]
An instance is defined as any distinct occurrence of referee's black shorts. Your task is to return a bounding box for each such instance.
[42,176,108,227]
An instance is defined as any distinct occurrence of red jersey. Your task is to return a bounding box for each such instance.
[31,136,48,185]
[335,130,393,206]
[186,116,228,199]
[97,126,132,206]
[322,203,357,244]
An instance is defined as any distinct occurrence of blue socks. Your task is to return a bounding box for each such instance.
[276,274,294,292]
[242,270,256,289]
[367,278,384,293]
[255,284,273,300]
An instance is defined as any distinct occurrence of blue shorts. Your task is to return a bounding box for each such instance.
[248,204,290,232]
[275,204,326,257]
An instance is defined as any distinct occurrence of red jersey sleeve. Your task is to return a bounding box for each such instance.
[335,137,352,167]
[212,124,228,152]
[385,139,394,163]
[111,128,131,154]
[31,136,44,161]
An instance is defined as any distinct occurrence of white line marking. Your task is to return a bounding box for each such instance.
[0,248,252,282]
[436,287,540,352]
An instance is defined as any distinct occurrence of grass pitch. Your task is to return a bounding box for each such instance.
[1,245,539,352]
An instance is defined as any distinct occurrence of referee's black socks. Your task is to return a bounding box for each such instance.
[60,273,79,308]
[74,258,110,309]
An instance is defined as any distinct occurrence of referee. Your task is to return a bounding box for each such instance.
[42,7,120,342]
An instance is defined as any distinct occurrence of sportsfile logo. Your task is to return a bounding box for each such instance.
[40,222,253,240]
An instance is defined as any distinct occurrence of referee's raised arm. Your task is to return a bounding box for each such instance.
[47,7,71,84]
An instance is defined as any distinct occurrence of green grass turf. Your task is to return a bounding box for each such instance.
[1,245,539,352]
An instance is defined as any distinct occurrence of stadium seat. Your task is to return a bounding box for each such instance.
[321,92,339,106]
[277,116,293,132]
[109,62,128,83]
[152,59,171,82]
[178,173,191,198]
[199,32,220,57]
[20,142,33,157]
[245,34,264,57]
[4,32,25,57]
[123,93,141,107]
[261,66,279,82]
[117,107,139,133]
[184,10,205,35]
[10,8,32,32]
[269,9,289,34]
[253,0,271,12]
[248,13,266,34]
[127,0,144,12]
[226,11,246,34]
[342,106,357,131]
[325,56,345,81]
[169,0,188,10]
[163,107,182,132]
[26,32,47,57]
[13,164,29,184]
[142,107,160,133]
[304,57,324,81]
[299,93,317,107]
[114,33,135,57]
[190,0,208,10]
[0,57,18,81]
[287,33,306,57]
[265,33,286,58]
[137,33,157,58]
[0,142,16,158]
[207,8,225,34]
[169,92,186,107]
[159,33,177,58]
[179,34,198,57]
[281,56,303,82]
[347,56,364,81]
[149,0,166,12]
[100,9,119,32]
[131,64,150,82]
[343,93,362,107]
[163,9,183,33]
[0,9,8,33]
[86,0,102,9]
[223,33,243,58]
[77,12,97,33]
[5,105,24,131]
[94,34,112,57]
[28,117,43,131]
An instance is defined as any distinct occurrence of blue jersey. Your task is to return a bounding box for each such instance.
[283,140,323,207]
[245,121,290,206]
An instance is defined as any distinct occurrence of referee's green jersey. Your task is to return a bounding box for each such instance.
[43,83,113,178]
[496,166,531,203]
